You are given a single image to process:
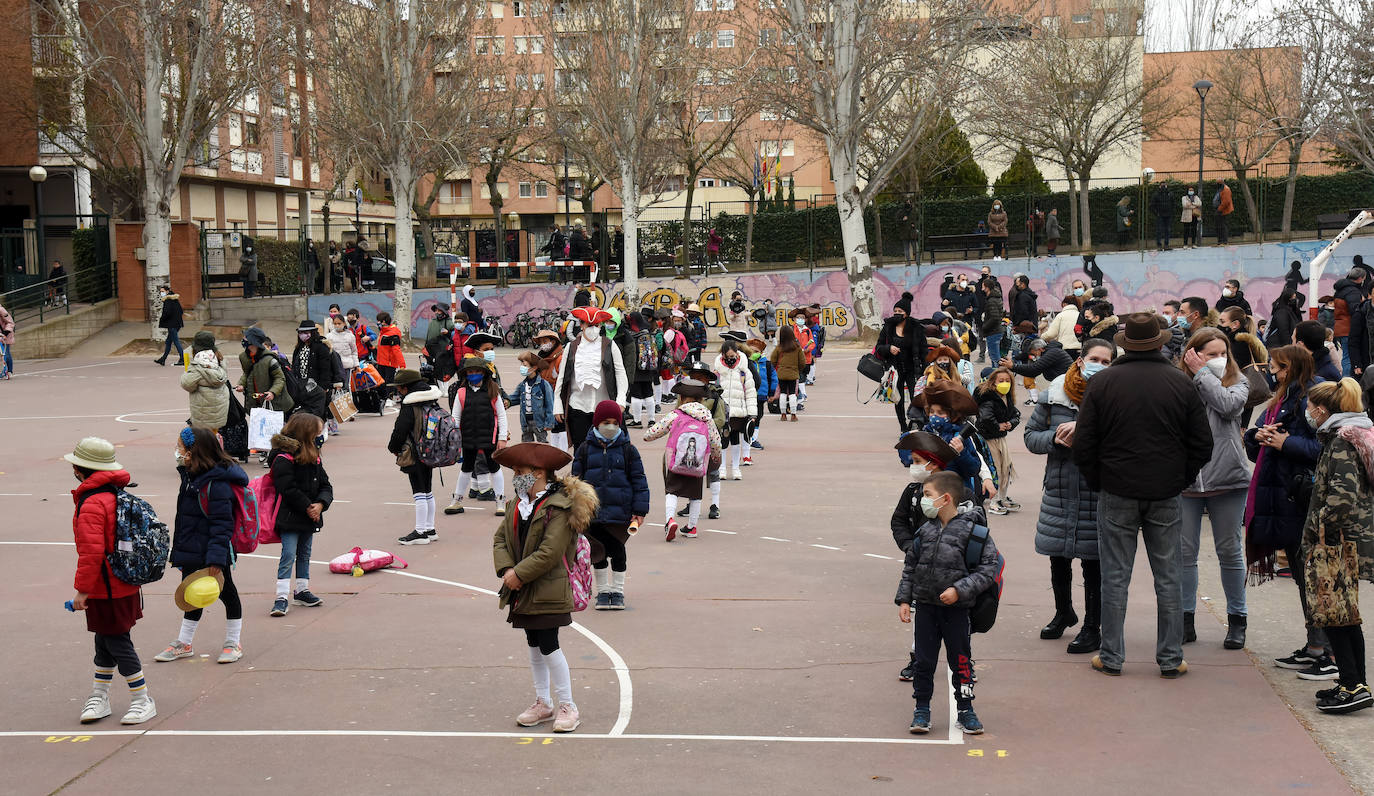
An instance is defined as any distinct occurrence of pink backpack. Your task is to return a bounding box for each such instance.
[666,409,710,477]
[247,452,292,545]
[668,329,689,364]
[329,547,409,576]
[564,534,593,611]
[198,482,262,554]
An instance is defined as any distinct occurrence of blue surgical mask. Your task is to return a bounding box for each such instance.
[1073,288,1085,297]
[466,372,484,386]
[1083,361,1106,379]
[1177,316,1191,331]
[519,365,531,377]
[482,349,496,363]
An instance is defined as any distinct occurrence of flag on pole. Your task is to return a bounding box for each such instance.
[752,152,761,189]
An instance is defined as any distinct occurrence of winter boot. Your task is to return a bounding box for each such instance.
[1066,571,1102,654]
[1183,612,1197,644]
[1040,558,1078,640]
[1223,614,1247,650]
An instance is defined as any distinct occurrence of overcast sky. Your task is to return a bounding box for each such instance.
[1144,0,1283,52]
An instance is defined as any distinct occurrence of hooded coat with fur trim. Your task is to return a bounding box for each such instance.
[493,476,599,616]
[181,360,230,429]
[1301,413,1374,621]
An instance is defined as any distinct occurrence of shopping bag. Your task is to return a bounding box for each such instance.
[248,404,285,451]
[330,390,358,423]
[352,363,383,392]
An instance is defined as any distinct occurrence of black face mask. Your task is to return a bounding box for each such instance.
[724,357,738,367]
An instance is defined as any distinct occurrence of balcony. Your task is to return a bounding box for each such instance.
[32,34,74,73]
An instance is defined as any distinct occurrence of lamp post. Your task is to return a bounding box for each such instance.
[29,165,47,278]
[1193,79,1212,193]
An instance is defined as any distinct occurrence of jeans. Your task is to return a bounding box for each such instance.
[1217,215,1230,245]
[1155,216,1171,249]
[984,333,1003,363]
[1097,491,1185,670]
[1179,490,1247,616]
[160,329,184,362]
[1338,337,1352,377]
[1,340,11,375]
[278,531,313,580]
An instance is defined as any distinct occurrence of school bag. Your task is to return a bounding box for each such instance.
[248,453,291,545]
[906,520,1004,634]
[79,486,170,592]
[416,402,462,468]
[428,333,457,382]
[665,409,710,477]
[268,353,314,408]
[564,533,594,611]
[633,330,658,372]
[198,481,262,554]
[667,329,689,364]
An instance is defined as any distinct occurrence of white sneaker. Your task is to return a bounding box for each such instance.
[121,695,156,725]
[553,702,581,733]
[217,643,242,664]
[732,469,742,481]
[80,692,111,723]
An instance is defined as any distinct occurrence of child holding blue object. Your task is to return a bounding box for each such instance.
[509,351,556,443]
[905,381,996,503]
[744,339,777,461]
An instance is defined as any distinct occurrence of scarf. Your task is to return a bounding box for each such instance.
[922,362,959,385]
[1063,361,1087,406]
[1244,401,1283,583]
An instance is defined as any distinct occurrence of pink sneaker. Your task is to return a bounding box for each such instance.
[553,702,581,733]
[516,698,555,727]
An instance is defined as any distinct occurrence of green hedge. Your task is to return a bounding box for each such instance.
[71,227,111,303]
[256,238,302,296]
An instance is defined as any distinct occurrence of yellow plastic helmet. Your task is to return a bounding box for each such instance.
[183,576,221,609]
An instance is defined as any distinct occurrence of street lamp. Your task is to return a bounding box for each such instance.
[1193,79,1212,194]
[29,165,47,277]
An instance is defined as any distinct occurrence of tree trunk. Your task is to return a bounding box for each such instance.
[1065,166,1080,251]
[619,160,640,304]
[680,178,697,271]
[391,162,416,341]
[1077,175,1093,250]
[744,192,756,270]
[833,159,880,333]
[873,205,885,268]
[142,201,172,342]
[1234,168,1261,241]
[1281,140,1303,240]
[416,209,437,287]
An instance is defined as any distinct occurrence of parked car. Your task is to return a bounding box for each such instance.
[368,256,396,291]
[434,253,469,280]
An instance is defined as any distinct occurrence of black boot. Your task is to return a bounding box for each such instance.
[1041,557,1078,640]
[1223,614,1247,650]
[1067,566,1101,654]
[1184,611,1197,644]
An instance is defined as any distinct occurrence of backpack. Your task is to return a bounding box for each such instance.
[415,403,462,467]
[634,330,658,372]
[428,334,457,382]
[269,354,312,407]
[1212,189,1223,210]
[667,329,689,364]
[247,452,291,545]
[198,481,262,554]
[907,520,1004,634]
[665,409,710,477]
[564,533,594,611]
[79,486,170,593]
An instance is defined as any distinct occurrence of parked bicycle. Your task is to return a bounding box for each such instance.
[504,311,543,348]
[484,313,507,346]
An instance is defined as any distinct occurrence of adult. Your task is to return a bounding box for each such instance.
[180,332,229,430]
[1072,313,1213,678]
[1114,196,1134,249]
[1077,301,1120,348]
[354,240,374,292]
[877,293,926,432]
[1215,182,1234,245]
[1293,319,1340,383]
[573,283,593,308]
[946,275,976,327]
[1243,345,1330,678]
[1044,208,1061,258]
[1179,296,1211,336]
[1177,328,1251,650]
[1041,296,1082,355]
[1215,278,1251,316]
[327,242,341,292]
[978,276,1005,365]
[553,306,628,450]
[153,286,185,367]
[1000,338,1072,385]
[236,327,294,463]
[1284,260,1309,294]
[1300,379,1374,713]
[425,303,455,346]
[1267,287,1304,350]
[291,321,338,419]
[726,291,750,336]
[986,200,1009,261]
[542,225,567,259]
[1149,183,1173,250]
[1333,267,1366,376]
[1009,275,1038,330]
[706,228,725,273]
[1025,338,1115,653]
[304,241,320,294]
[1180,186,1203,248]
[0,301,13,377]
[569,224,593,260]
[899,201,919,265]
[460,285,484,330]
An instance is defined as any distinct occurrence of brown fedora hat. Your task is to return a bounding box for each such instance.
[744,339,766,353]
[895,431,959,468]
[492,442,573,472]
[911,381,978,419]
[1114,312,1172,352]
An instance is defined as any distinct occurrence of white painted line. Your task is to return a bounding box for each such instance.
[811,544,842,551]
[0,493,34,496]
[115,408,190,425]
[0,541,73,545]
[0,415,129,422]
[759,536,791,543]
[0,729,961,745]
[703,529,737,535]
[863,553,896,560]
[14,361,122,376]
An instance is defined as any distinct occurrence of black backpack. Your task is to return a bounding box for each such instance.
[426,334,457,382]
[908,521,1005,634]
[269,354,313,407]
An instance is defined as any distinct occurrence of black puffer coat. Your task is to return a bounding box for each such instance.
[1024,375,1098,560]
[267,434,334,535]
[976,389,1020,440]
[170,463,250,570]
[893,505,1000,609]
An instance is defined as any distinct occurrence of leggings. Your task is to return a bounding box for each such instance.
[180,565,243,621]
[94,632,142,676]
[408,466,434,493]
[588,523,628,572]
[1286,543,1330,652]
[524,627,561,655]
[1326,625,1367,689]
[991,239,1005,258]
[892,367,914,432]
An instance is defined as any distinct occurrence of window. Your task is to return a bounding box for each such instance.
[552,1,567,16]
[244,115,259,147]
[759,0,775,7]
[716,0,734,8]
[535,181,549,198]
[760,108,779,121]
[695,0,711,8]
[758,28,775,45]
[716,106,732,121]
[475,36,505,55]
[694,31,712,48]
[1040,15,1060,33]
[555,69,586,91]
[513,0,526,16]
[519,181,532,198]
[716,29,734,48]
[697,107,714,123]
[760,139,794,157]
[697,68,714,85]
[515,73,546,90]
[715,69,732,85]
[514,35,543,54]
[699,178,715,188]
[1071,12,1091,23]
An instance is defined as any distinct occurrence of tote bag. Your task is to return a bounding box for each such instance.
[248,403,285,451]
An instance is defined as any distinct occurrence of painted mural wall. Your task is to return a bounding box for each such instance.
[307,237,1374,341]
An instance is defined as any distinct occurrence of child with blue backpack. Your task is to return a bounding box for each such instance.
[390,369,446,546]
[155,427,250,665]
[509,351,556,443]
[906,381,997,504]
[572,401,650,609]
[895,470,1001,736]
[745,339,777,460]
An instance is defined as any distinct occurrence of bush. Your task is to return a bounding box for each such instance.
[255,237,302,296]
[71,227,112,303]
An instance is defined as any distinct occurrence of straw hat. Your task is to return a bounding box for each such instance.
[173,567,225,612]
[63,437,122,471]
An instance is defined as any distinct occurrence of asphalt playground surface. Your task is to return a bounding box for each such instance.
[0,345,1363,795]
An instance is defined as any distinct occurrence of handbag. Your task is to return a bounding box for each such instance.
[1243,365,1273,410]
[352,363,384,392]
[1306,535,1361,626]
[248,402,285,451]
[220,386,249,458]
[857,352,887,382]
[329,389,358,423]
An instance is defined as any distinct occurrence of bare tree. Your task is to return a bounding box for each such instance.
[317,0,490,339]
[1324,0,1374,173]
[751,0,993,333]
[29,0,287,338]
[1144,0,1240,53]
[1197,47,1285,235]
[707,118,815,268]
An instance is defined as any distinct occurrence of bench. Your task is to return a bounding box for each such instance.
[1317,212,1358,239]
[925,232,1028,264]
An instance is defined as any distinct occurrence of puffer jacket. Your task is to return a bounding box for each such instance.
[572,429,651,525]
[1334,277,1364,337]
[493,476,599,616]
[753,355,778,400]
[1042,306,1080,351]
[238,349,295,413]
[325,328,359,370]
[171,463,250,570]
[267,434,334,535]
[181,361,230,429]
[980,281,1005,337]
[712,354,758,420]
[1185,367,1251,494]
[1025,375,1099,560]
[72,469,140,599]
[894,505,1001,608]
[388,384,444,472]
[976,388,1020,440]
[1243,380,1322,551]
[157,293,184,331]
[770,345,807,382]
[1008,340,1073,382]
[1301,413,1374,599]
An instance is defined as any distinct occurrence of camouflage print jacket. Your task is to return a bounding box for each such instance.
[1301,414,1374,613]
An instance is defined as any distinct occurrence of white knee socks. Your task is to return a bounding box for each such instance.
[664,493,679,524]
[528,646,551,702]
[226,619,243,645]
[662,376,677,400]
[710,477,722,508]
[476,472,492,492]
[730,445,743,472]
[688,499,702,527]
[594,567,610,595]
[491,469,506,501]
[610,570,626,595]
[545,649,574,707]
[178,618,198,645]
[455,472,471,501]
[424,493,436,531]
[276,578,290,599]
[413,493,427,531]
[787,393,799,413]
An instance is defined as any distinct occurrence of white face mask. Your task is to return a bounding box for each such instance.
[174,449,186,467]
[583,325,601,340]
[482,349,496,362]
[1222,288,1234,298]
[919,495,942,519]
[1205,357,1228,378]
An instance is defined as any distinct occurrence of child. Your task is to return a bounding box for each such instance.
[679,361,728,519]
[66,437,156,725]
[509,352,556,443]
[571,401,650,609]
[461,330,508,502]
[388,369,445,546]
[624,309,661,429]
[923,344,964,387]
[325,313,360,393]
[181,346,229,431]
[346,308,377,362]
[910,381,997,504]
[745,339,777,459]
[445,356,511,516]
[712,341,757,480]
[789,309,814,404]
[492,442,599,733]
[806,306,826,385]
[267,413,334,616]
[770,325,806,422]
[374,312,407,403]
[156,427,250,664]
[974,368,1020,515]
[896,470,1000,735]
[643,379,722,541]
